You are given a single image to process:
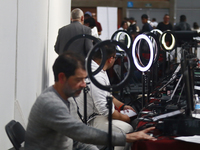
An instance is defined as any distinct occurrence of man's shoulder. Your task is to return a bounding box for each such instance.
[36,86,59,105]
[158,22,164,26]
[81,23,92,31]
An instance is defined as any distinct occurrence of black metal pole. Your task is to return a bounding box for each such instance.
[120,52,124,102]
[83,84,90,124]
[83,87,87,124]
[147,70,150,104]
[142,72,145,108]
[106,95,113,150]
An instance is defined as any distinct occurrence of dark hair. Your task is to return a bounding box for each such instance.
[193,22,199,29]
[164,14,169,17]
[84,17,96,28]
[180,15,186,22]
[93,45,116,60]
[141,14,148,19]
[120,21,127,27]
[53,52,85,81]
[152,18,156,21]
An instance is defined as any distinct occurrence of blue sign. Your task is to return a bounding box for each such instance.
[127,1,133,8]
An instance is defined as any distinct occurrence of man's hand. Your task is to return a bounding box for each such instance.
[126,127,157,143]
[123,105,136,112]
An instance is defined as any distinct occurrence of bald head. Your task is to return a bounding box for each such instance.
[71,8,84,22]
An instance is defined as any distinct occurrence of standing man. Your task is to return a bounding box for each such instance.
[54,8,93,57]
[157,14,173,32]
[173,15,191,31]
[140,14,153,33]
[127,17,137,34]
[24,52,156,150]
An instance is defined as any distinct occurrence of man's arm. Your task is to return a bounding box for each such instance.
[112,109,130,123]
[112,96,135,112]
[43,97,156,145]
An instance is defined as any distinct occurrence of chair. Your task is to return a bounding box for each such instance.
[5,120,25,150]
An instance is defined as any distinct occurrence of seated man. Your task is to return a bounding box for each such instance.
[76,46,136,150]
[24,52,156,150]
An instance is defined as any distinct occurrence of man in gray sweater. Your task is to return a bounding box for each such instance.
[24,52,156,150]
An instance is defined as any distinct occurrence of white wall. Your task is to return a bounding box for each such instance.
[0,0,71,149]
[97,7,118,40]
[0,1,17,148]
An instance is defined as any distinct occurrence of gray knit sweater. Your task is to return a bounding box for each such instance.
[24,86,126,150]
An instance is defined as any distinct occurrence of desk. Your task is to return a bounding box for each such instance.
[132,136,200,150]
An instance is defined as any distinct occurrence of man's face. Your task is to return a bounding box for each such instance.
[63,68,87,98]
[92,13,97,20]
[107,54,117,70]
[123,22,128,30]
[164,15,170,23]
[142,18,147,24]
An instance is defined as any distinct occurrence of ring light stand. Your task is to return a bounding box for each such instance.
[86,40,132,150]
[111,30,133,101]
[64,34,101,124]
[132,34,154,108]
[144,32,160,94]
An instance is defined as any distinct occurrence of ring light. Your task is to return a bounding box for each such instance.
[86,46,107,76]
[132,34,154,72]
[86,40,132,92]
[151,29,163,35]
[144,32,160,64]
[63,34,103,75]
[160,30,176,51]
[111,30,133,51]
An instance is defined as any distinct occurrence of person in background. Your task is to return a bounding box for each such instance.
[24,52,156,150]
[124,17,131,27]
[84,17,99,38]
[84,11,92,20]
[119,21,128,31]
[191,22,200,32]
[173,14,191,31]
[157,14,173,32]
[150,18,158,29]
[92,12,102,36]
[117,21,129,46]
[54,8,93,57]
[127,17,137,34]
[76,46,137,150]
[140,14,153,33]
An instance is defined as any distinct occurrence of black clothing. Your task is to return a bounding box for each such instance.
[127,24,137,33]
[140,23,153,33]
[157,22,173,32]
[173,22,191,31]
